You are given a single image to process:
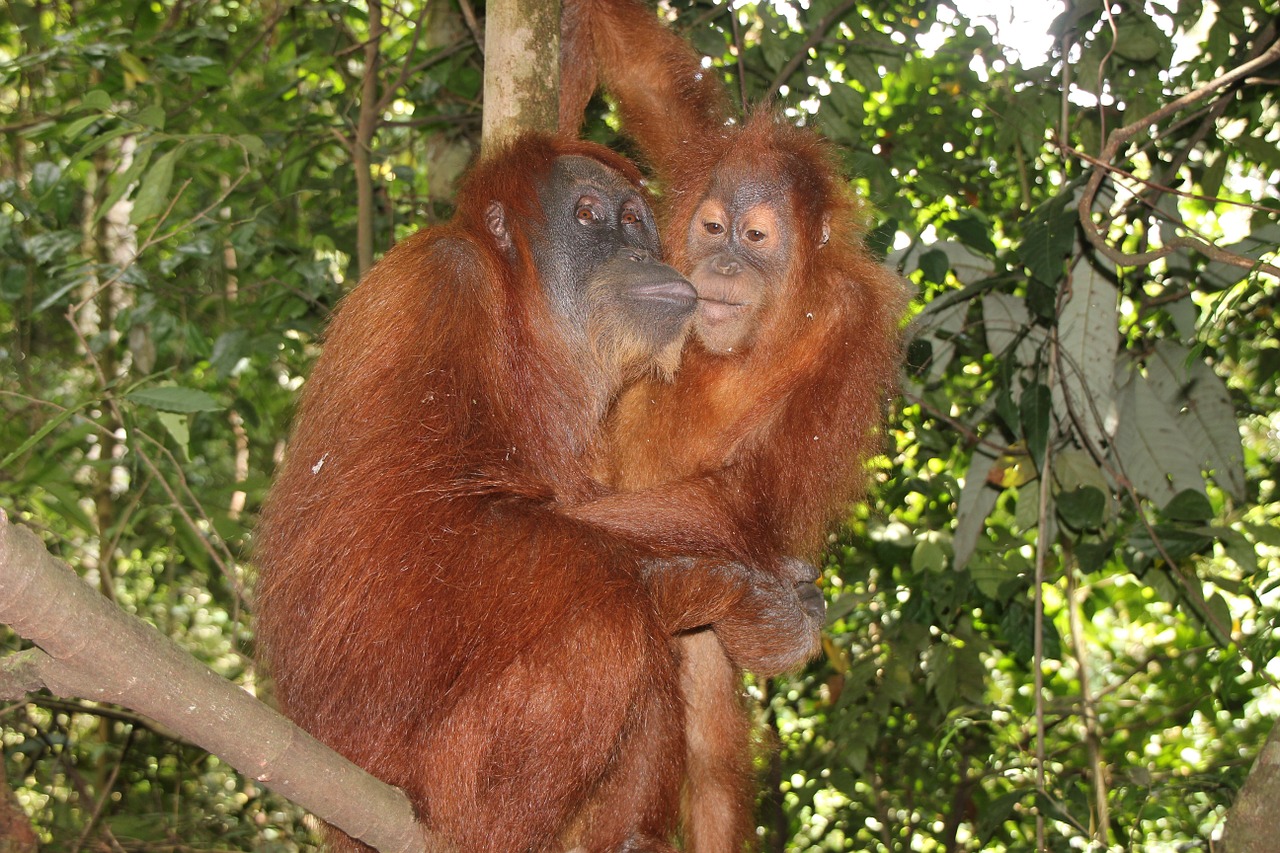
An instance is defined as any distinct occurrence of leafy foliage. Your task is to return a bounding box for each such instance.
[3,0,1278,850]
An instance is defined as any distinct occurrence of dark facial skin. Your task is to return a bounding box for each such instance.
[686,171,796,354]
[488,155,697,377]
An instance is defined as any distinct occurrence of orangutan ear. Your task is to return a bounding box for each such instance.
[486,201,512,251]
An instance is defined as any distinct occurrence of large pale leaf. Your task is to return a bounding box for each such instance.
[983,293,1026,357]
[982,294,1045,372]
[912,299,967,384]
[943,241,997,281]
[1054,262,1119,449]
[954,447,1000,571]
[1146,340,1246,501]
[1112,364,1207,504]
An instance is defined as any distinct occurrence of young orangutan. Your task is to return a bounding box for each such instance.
[560,3,912,849]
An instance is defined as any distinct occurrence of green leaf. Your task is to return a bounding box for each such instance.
[1026,276,1057,321]
[135,104,167,129]
[40,481,97,535]
[1131,525,1214,562]
[1113,14,1167,62]
[978,789,1029,842]
[944,212,997,257]
[912,537,949,573]
[918,248,949,284]
[995,354,1022,432]
[119,50,151,84]
[62,114,102,141]
[82,89,113,112]
[1202,592,1234,646]
[970,553,1024,600]
[1016,201,1075,285]
[96,144,154,224]
[924,645,957,709]
[759,27,789,72]
[1054,447,1110,493]
[0,400,95,471]
[130,147,180,224]
[237,134,267,160]
[68,123,135,167]
[1020,382,1052,467]
[158,411,191,459]
[1201,152,1227,199]
[1162,488,1214,521]
[126,385,222,413]
[1000,600,1060,663]
[913,300,965,383]
[1057,486,1106,530]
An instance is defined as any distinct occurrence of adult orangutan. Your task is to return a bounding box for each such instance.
[560,3,912,849]
[253,133,824,853]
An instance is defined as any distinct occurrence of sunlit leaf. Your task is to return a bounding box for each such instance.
[954,448,1000,570]
[129,147,180,224]
[126,385,222,413]
[912,537,949,573]
[158,411,191,460]
[81,89,113,112]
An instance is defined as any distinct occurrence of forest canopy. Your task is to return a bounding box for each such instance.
[2,0,1278,850]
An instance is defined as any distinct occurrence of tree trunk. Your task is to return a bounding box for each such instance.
[481,0,560,153]
[1223,721,1280,853]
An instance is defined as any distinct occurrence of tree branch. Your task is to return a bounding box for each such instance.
[1073,36,1280,281]
[0,510,438,853]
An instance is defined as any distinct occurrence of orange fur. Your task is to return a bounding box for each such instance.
[255,133,819,852]
[562,4,911,850]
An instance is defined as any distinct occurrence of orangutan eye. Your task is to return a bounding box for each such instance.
[576,204,599,224]
[704,221,725,235]
[745,229,767,243]
[621,208,640,225]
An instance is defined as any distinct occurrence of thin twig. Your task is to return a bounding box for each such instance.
[1065,553,1111,845]
[1033,330,1057,853]
[457,0,484,57]
[728,7,747,109]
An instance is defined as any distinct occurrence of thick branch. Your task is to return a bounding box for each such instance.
[0,509,437,853]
